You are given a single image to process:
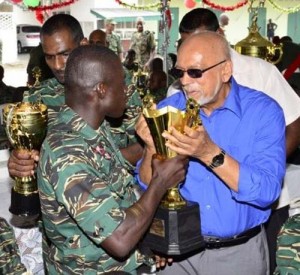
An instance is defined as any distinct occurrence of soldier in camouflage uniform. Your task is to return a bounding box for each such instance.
[105,18,123,61]
[8,14,143,179]
[275,213,300,274]
[37,44,187,274]
[130,18,156,68]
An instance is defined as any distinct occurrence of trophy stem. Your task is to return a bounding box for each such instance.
[161,187,187,209]
[14,176,38,194]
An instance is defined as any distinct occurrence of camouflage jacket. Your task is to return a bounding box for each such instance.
[130,31,155,66]
[24,77,142,149]
[106,32,122,56]
[37,106,145,274]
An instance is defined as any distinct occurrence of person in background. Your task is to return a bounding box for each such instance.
[267,19,278,41]
[130,17,156,69]
[89,29,107,47]
[123,49,139,74]
[276,35,300,94]
[136,31,286,275]
[147,70,167,103]
[148,57,175,88]
[37,44,188,274]
[0,65,16,104]
[105,18,123,61]
[167,8,300,274]
[219,13,229,36]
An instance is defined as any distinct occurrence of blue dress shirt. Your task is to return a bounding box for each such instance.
[136,77,286,238]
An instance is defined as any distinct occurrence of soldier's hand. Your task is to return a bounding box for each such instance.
[154,255,173,269]
[135,115,155,151]
[151,154,188,191]
[8,149,39,178]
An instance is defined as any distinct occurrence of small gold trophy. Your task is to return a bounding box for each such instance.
[132,68,149,99]
[3,102,47,217]
[142,97,205,255]
[31,66,42,87]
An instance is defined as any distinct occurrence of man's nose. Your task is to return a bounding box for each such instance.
[180,71,192,86]
[53,56,65,70]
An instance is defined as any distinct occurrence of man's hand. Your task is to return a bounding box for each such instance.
[154,255,173,270]
[151,154,188,191]
[8,149,40,178]
[135,114,155,152]
[162,125,219,164]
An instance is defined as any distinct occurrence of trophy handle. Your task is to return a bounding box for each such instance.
[267,44,283,65]
[5,103,17,147]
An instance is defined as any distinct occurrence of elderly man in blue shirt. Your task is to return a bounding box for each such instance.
[135,32,285,275]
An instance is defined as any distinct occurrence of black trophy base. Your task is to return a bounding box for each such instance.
[143,201,205,255]
[9,187,41,217]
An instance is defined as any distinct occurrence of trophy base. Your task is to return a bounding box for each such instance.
[143,201,205,255]
[9,187,41,217]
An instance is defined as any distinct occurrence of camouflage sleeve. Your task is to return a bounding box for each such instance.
[275,214,300,274]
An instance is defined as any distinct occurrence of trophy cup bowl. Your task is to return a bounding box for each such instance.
[3,102,48,218]
[234,14,283,64]
[142,98,205,255]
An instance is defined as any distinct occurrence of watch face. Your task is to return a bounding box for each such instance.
[213,155,224,166]
[211,150,225,168]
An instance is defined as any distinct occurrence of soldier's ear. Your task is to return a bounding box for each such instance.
[95,83,106,99]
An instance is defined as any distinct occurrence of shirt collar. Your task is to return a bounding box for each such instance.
[58,105,108,143]
[221,76,242,119]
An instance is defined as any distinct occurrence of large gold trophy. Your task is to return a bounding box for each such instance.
[3,102,47,217]
[142,97,205,255]
[234,5,282,64]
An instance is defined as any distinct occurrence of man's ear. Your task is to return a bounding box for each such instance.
[95,83,106,99]
[80,37,89,46]
[222,60,233,82]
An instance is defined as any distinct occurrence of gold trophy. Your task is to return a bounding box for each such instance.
[132,68,149,99]
[32,66,42,87]
[142,97,205,255]
[234,9,282,64]
[3,102,48,217]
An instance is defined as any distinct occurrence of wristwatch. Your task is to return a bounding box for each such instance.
[209,149,226,169]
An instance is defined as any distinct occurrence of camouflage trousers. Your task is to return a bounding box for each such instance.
[275,213,300,274]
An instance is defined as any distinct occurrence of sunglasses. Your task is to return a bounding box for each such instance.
[172,60,227,79]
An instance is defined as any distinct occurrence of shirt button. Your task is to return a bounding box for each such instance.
[206,205,211,210]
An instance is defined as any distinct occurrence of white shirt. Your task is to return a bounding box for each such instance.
[167,49,300,209]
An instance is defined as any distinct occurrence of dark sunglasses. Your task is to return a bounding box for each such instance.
[172,60,227,79]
